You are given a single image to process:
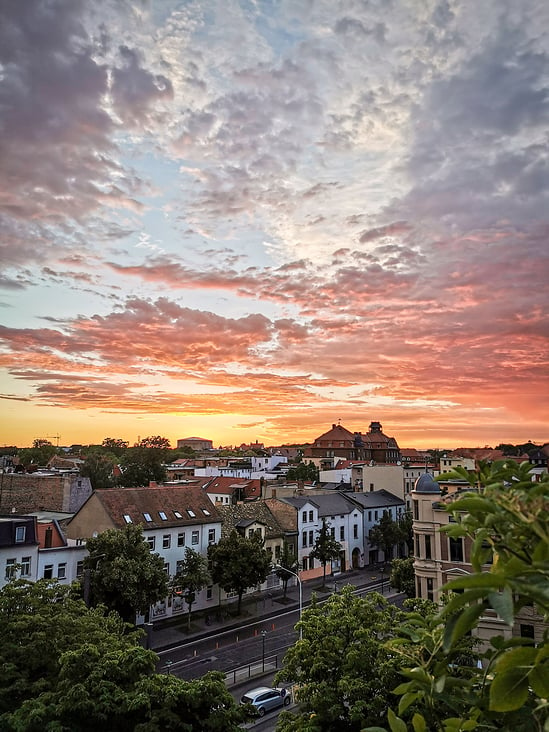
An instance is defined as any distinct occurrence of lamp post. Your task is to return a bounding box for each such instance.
[261,629,267,672]
[274,564,303,640]
[380,565,385,595]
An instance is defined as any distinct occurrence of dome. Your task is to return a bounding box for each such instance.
[414,472,440,494]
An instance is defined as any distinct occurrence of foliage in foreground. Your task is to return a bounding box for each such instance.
[0,579,249,731]
[364,460,549,732]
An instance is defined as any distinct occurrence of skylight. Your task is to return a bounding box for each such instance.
[123,515,132,524]
[143,513,152,522]
[159,511,167,521]
[187,509,196,518]
[202,508,211,516]
[173,510,183,519]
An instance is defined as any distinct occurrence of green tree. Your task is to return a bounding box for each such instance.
[286,461,319,482]
[208,530,271,614]
[369,510,400,561]
[275,541,299,599]
[80,451,116,490]
[0,579,249,731]
[84,524,169,623]
[17,440,57,468]
[390,557,416,597]
[118,445,167,487]
[172,547,211,631]
[310,519,342,587]
[397,510,414,554]
[364,460,549,732]
[101,437,129,456]
[276,587,405,731]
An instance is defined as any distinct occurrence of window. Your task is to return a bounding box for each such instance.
[176,560,184,574]
[163,562,170,574]
[177,532,185,547]
[57,563,66,580]
[340,526,345,541]
[413,501,419,520]
[15,526,26,543]
[187,509,196,518]
[202,509,211,516]
[208,528,216,544]
[159,511,167,521]
[173,510,182,519]
[302,556,308,571]
[302,511,307,523]
[369,483,374,492]
[368,511,372,522]
[415,535,420,557]
[162,535,171,549]
[206,585,213,600]
[5,558,16,579]
[147,536,156,551]
[123,514,132,524]
[374,511,378,520]
[143,513,152,522]
[427,577,434,602]
[520,624,535,639]
[20,556,31,576]
[76,560,84,577]
[191,530,199,545]
[275,544,281,559]
[449,537,464,562]
[353,524,358,539]
[309,510,313,522]
[425,534,432,559]
[330,526,335,539]
[43,564,53,579]
[308,530,314,546]
[302,531,307,548]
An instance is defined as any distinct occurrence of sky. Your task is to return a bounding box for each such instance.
[1,0,548,450]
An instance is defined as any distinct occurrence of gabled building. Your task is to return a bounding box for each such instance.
[205,476,261,504]
[65,485,222,621]
[305,421,401,464]
[343,489,406,565]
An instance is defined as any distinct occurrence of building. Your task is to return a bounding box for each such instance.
[204,476,261,504]
[305,421,401,463]
[411,472,547,646]
[177,436,213,451]
[343,490,406,565]
[65,484,222,621]
[0,470,92,514]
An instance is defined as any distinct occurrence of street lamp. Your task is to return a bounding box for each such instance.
[273,564,302,640]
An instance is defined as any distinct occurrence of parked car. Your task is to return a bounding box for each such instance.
[240,686,291,717]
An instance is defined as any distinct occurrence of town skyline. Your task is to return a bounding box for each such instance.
[1,1,548,451]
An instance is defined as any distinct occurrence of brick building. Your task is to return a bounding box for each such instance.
[0,471,92,514]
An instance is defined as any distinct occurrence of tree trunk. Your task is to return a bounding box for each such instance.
[322,561,327,587]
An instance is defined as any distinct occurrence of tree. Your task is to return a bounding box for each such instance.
[369,510,400,561]
[286,461,319,482]
[17,440,57,468]
[309,519,342,587]
[0,579,249,731]
[208,530,271,614]
[275,587,406,730]
[118,445,167,487]
[80,451,116,490]
[275,541,299,599]
[101,437,129,456]
[84,524,169,623]
[364,460,549,732]
[397,509,414,554]
[172,547,211,631]
[390,557,415,597]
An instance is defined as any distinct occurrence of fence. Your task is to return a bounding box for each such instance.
[224,654,279,686]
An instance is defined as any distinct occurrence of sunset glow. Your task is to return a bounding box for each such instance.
[1,1,548,449]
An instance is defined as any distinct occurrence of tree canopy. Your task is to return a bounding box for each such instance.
[276,588,407,731]
[274,541,299,598]
[286,461,319,482]
[390,557,415,597]
[208,530,272,614]
[364,460,549,732]
[84,524,169,622]
[309,519,342,586]
[118,445,167,487]
[368,510,402,561]
[172,547,211,631]
[0,579,249,731]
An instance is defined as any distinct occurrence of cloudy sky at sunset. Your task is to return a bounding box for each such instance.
[1,0,548,450]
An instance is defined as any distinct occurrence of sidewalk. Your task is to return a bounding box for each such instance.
[146,566,393,651]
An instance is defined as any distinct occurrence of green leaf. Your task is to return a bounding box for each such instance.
[411,713,426,732]
[443,602,486,653]
[489,667,530,712]
[529,664,549,698]
[388,708,408,732]
[488,586,514,625]
[398,692,420,715]
[443,572,504,591]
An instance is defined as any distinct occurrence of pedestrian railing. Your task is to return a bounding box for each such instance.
[224,654,278,686]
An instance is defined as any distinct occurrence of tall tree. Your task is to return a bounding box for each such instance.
[364,460,549,732]
[390,557,415,597]
[274,541,299,599]
[369,510,400,561]
[80,451,116,490]
[208,530,271,614]
[276,588,406,731]
[118,445,167,487]
[84,524,169,623]
[309,519,342,587]
[0,579,249,731]
[397,509,414,554]
[172,547,211,631]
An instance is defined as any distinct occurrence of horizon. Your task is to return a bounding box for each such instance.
[1,1,548,451]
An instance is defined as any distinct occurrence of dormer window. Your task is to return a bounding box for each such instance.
[143,513,152,522]
[123,515,132,524]
[15,526,26,543]
[159,511,167,521]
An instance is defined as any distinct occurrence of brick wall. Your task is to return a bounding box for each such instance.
[0,473,92,513]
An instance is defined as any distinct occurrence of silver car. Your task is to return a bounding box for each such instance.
[240,686,291,717]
